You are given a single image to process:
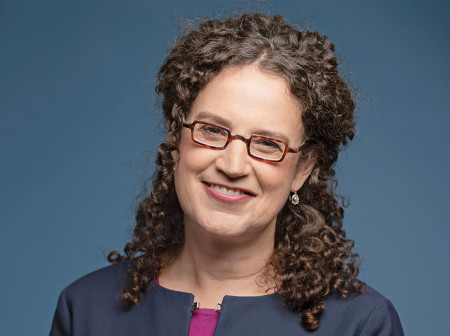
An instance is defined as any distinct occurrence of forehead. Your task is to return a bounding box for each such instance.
[189,65,305,142]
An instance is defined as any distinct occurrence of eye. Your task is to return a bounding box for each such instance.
[252,137,283,153]
[197,123,228,139]
[202,125,225,135]
[261,139,280,149]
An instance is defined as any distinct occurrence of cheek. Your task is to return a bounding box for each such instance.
[257,166,293,199]
[175,143,217,198]
[177,146,215,174]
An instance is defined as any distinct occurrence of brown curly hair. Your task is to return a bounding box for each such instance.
[108,13,364,330]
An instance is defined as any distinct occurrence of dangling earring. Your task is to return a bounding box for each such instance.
[289,190,299,205]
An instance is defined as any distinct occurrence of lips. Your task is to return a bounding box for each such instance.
[203,182,255,196]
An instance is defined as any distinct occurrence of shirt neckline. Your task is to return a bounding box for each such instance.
[153,277,279,301]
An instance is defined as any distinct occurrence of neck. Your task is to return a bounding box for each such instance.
[159,220,278,308]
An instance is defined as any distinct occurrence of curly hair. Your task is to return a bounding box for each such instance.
[108,13,364,331]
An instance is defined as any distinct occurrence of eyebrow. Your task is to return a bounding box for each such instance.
[193,111,291,143]
[194,111,231,128]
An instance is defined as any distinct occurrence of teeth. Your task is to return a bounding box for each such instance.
[210,184,243,196]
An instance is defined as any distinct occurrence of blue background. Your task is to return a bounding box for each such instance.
[1,1,449,335]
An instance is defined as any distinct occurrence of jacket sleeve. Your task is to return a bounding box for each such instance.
[361,297,404,336]
[49,289,72,336]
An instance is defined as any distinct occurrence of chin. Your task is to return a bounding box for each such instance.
[198,218,270,244]
[202,221,247,237]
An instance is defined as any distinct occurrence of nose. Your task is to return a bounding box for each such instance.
[215,137,252,178]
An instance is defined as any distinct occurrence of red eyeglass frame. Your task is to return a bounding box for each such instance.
[182,120,307,163]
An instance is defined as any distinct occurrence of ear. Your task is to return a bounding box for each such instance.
[290,156,315,192]
[171,149,180,163]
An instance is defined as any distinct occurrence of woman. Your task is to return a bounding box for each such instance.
[50,13,403,335]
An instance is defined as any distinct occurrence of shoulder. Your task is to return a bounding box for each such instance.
[61,262,130,303]
[319,285,404,336]
[50,262,136,335]
[325,285,394,313]
[50,263,194,336]
[55,262,132,318]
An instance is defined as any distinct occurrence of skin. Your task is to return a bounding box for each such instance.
[159,65,314,308]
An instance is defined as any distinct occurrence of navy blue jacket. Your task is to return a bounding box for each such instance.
[50,263,404,335]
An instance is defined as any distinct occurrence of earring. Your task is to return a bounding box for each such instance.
[289,191,299,205]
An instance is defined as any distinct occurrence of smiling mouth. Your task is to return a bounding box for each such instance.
[204,182,254,196]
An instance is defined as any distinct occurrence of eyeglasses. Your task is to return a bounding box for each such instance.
[183,120,306,162]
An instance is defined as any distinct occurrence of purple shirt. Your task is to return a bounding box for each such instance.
[189,308,219,336]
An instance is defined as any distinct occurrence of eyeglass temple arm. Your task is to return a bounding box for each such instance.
[288,139,309,153]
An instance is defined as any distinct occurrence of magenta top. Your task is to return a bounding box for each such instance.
[155,278,219,336]
[189,308,219,336]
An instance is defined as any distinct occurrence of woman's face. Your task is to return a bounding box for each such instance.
[174,65,313,244]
